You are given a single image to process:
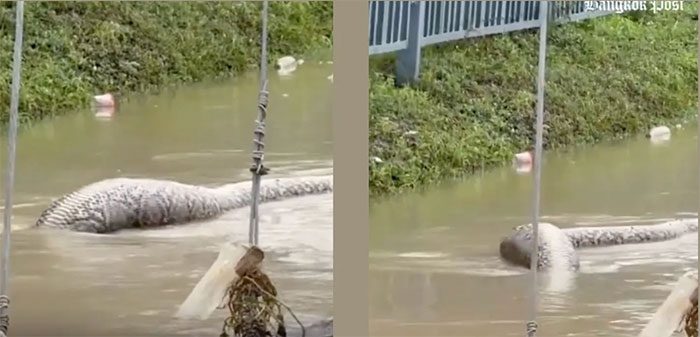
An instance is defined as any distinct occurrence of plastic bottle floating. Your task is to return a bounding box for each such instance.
[648,125,671,144]
[275,56,303,76]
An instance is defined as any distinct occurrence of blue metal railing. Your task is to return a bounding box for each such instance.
[369,1,616,84]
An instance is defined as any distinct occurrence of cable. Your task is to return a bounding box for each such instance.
[1,1,26,335]
[527,1,549,336]
[248,0,270,246]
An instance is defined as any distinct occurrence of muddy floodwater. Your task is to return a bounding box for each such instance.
[370,127,698,337]
[0,56,333,335]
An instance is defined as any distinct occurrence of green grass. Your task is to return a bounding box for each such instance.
[369,6,698,196]
[0,1,333,127]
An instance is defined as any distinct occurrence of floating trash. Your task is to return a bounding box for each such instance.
[648,125,671,143]
[327,74,333,83]
[638,270,697,337]
[514,151,533,166]
[220,246,288,337]
[514,151,534,173]
[513,150,533,174]
[276,56,302,76]
[93,93,115,108]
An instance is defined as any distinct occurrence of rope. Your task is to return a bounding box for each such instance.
[527,1,549,337]
[1,2,25,335]
[248,0,270,246]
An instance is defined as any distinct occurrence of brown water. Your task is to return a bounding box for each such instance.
[369,126,698,337]
[0,55,333,336]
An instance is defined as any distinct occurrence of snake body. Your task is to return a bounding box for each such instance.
[36,175,333,234]
[499,218,698,271]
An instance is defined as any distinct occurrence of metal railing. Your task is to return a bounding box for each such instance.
[369,1,616,84]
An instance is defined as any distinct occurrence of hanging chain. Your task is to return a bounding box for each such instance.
[1,1,25,336]
[527,1,549,337]
[248,0,270,247]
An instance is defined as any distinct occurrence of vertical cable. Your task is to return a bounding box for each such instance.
[696,0,700,332]
[526,1,548,336]
[0,1,25,335]
[249,0,270,246]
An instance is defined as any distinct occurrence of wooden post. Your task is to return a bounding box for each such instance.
[396,1,424,86]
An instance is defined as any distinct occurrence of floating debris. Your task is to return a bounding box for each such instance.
[276,56,302,76]
[638,270,697,337]
[648,125,671,143]
[282,93,289,98]
[176,243,249,320]
[685,286,698,337]
[220,246,305,337]
[94,93,115,108]
[513,151,533,174]
[327,74,333,83]
[513,151,532,166]
[276,56,296,68]
[514,151,533,166]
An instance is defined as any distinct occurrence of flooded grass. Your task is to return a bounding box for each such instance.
[0,1,333,128]
[369,5,697,196]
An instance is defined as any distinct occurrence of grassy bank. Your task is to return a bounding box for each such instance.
[0,1,332,126]
[369,7,698,196]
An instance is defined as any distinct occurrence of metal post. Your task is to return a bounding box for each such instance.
[527,1,548,337]
[249,0,270,247]
[697,0,700,332]
[396,1,425,86]
[1,1,25,335]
